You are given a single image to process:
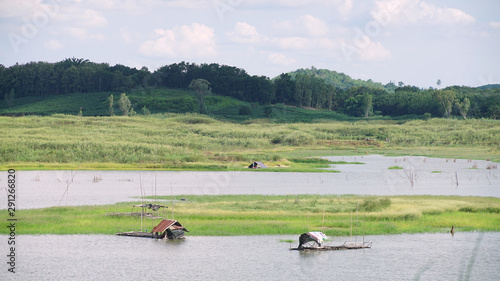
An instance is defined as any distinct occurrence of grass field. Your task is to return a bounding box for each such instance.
[2,195,499,236]
[1,114,499,170]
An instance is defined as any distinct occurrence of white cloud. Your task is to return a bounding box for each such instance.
[334,0,353,20]
[298,15,330,37]
[273,15,329,37]
[227,22,262,44]
[119,26,140,43]
[44,39,63,50]
[371,0,475,26]
[139,23,217,58]
[228,16,344,62]
[63,27,106,41]
[267,52,295,66]
[76,9,107,27]
[273,37,313,50]
[490,21,500,29]
[358,40,391,61]
[55,8,107,27]
[341,32,391,62]
[0,0,59,18]
[64,27,88,40]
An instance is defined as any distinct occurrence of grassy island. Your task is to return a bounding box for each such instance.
[3,195,499,236]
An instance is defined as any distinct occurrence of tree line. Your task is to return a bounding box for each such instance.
[1,59,499,119]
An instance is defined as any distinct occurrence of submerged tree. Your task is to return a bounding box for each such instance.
[188,79,211,114]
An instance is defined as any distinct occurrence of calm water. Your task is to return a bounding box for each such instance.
[1,232,499,280]
[1,155,499,280]
[0,155,498,209]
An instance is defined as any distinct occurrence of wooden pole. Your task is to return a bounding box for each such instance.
[171,182,174,220]
[322,204,326,232]
[355,202,358,244]
[350,210,353,243]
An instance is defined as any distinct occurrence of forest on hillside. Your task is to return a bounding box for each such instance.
[1,58,499,119]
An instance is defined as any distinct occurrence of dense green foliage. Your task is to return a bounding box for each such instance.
[1,59,499,119]
[289,67,387,90]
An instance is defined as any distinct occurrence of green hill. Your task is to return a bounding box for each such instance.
[1,60,498,119]
[478,84,500,90]
[0,87,354,122]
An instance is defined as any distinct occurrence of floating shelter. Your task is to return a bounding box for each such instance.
[248,161,268,169]
[116,219,188,239]
[290,231,372,251]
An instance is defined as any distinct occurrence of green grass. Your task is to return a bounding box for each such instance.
[388,166,404,170]
[0,92,113,116]
[3,195,499,236]
[1,114,499,170]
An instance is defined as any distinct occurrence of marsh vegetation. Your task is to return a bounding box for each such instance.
[1,114,499,170]
[4,195,499,236]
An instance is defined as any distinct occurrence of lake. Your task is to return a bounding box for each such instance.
[1,155,498,210]
[1,155,499,280]
[1,232,499,280]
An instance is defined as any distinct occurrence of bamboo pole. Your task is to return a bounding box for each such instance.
[350,210,353,243]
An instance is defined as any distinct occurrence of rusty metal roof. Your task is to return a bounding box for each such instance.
[151,219,188,233]
[152,219,177,233]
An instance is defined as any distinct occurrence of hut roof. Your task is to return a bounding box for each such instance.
[256,161,268,168]
[152,219,188,233]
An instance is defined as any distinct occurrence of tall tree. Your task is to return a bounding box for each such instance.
[273,73,295,105]
[188,79,211,114]
[363,93,373,118]
[455,97,470,119]
[434,89,455,117]
[118,93,131,116]
[108,94,114,116]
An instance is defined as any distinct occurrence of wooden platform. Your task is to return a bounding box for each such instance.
[115,231,157,238]
[106,212,162,219]
[290,242,372,251]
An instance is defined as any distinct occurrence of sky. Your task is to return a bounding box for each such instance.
[1,0,499,88]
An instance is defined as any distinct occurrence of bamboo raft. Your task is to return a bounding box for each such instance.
[116,231,157,238]
[290,241,372,251]
[116,219,188,240]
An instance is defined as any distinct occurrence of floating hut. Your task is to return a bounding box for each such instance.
[248,161,268,169]
[116,219,188,239]
[290,231,372,251]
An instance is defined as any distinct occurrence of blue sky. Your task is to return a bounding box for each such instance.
[1,0,499,88]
